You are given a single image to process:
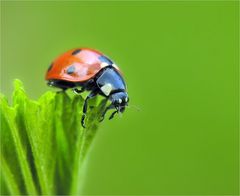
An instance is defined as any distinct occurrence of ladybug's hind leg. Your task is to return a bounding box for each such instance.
[73,80,94,95]
[73,87,85,94]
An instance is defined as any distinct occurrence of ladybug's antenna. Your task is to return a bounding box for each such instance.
[126,104,141,111]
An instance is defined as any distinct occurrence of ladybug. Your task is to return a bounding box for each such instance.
[45,48,129,128]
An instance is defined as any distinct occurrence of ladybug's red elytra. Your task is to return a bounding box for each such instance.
[45,48,129,128]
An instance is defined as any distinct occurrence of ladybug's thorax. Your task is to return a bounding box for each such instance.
[96,67,126,96]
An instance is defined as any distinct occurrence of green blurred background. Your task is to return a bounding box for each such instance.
[1,1,239,195]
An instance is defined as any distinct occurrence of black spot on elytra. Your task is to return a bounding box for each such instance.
[48,63,53,72]
[67,66,75,74]
[72,49,81,55]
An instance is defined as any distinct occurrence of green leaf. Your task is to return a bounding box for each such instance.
[0,79,106,195]
[1,85,38,195]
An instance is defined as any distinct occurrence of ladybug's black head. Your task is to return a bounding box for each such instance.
[109,92,129,113]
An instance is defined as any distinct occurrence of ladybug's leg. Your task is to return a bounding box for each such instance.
[81,90,98,128]
[100,104,115,122]
[73,87,85,94]
[109,110,118,120]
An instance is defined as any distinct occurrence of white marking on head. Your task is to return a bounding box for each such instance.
[100,62,109,68]
[125,97,128,102]
[100,83,112,96]
[118,99,122,103]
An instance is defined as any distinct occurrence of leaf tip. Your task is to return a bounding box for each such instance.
[13,79,24,91]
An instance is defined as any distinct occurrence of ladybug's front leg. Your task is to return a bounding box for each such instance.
[81,90,98,128]
[109,110,118,120]
[99,104,115,122]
